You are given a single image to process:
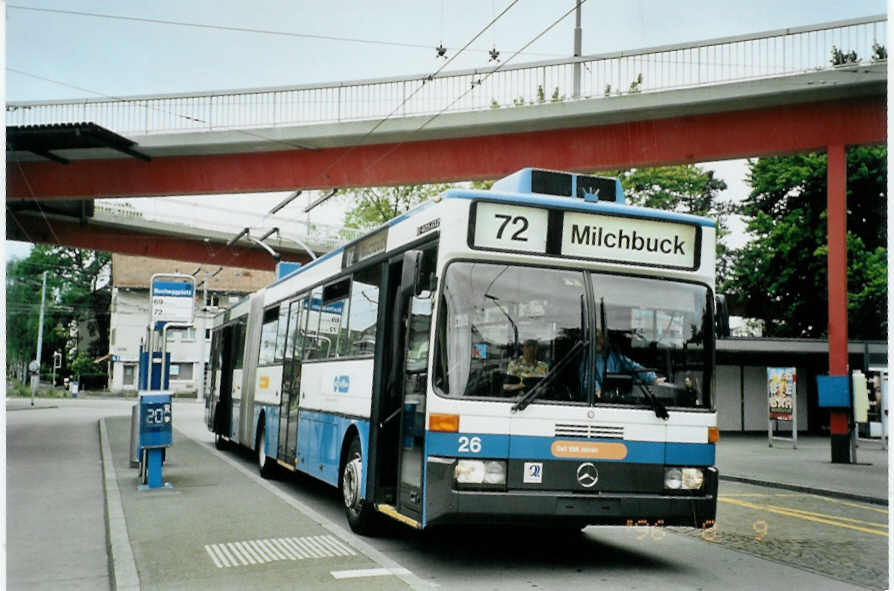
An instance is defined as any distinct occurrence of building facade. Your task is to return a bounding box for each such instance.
[108,254,274,396]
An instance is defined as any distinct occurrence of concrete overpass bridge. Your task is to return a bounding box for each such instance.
[5,14,887,442]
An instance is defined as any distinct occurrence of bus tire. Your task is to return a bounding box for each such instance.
[214,433,228,451]
[340,436,379,535]
[256,421,276,479]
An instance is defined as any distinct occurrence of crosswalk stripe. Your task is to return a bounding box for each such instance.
[205,545,224,568]
[205,535,359,568]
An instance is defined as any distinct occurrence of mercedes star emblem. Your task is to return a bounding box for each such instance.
[576,462,599,488]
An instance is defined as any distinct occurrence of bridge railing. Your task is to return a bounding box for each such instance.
[7,15,886,136]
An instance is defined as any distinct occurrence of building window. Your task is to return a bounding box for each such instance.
[169,363,194,381]
[123,364,136,386]
[205,328,211,341]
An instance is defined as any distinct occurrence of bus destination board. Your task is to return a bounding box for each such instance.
[562,212,698,269]
[472,202,548,254]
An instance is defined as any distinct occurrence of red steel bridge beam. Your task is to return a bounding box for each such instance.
[6,97,885,201]
[6,214,302,271]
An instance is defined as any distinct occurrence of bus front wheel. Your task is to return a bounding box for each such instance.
[341,436,379,535]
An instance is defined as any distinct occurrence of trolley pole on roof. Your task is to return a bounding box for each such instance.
[572,0,583,99]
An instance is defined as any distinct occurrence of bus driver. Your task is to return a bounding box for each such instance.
[594,331,664,399]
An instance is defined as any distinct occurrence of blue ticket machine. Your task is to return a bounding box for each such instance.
[138,392,173,489]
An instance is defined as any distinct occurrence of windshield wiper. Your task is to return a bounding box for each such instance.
[609,369,669,420]
[512,339,587,413]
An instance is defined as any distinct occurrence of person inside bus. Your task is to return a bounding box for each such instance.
[593,331,664,399]
[503,339,549,392]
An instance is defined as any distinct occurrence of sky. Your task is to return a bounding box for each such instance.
[4,0,888,261]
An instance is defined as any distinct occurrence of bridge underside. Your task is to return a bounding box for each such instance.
[6,212,311,271]
[6,96,885,200]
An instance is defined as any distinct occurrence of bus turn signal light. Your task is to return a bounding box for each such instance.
[429,413,459,432]
[708,426,719,443]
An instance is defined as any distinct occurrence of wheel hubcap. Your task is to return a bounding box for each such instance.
[343,456,361,510]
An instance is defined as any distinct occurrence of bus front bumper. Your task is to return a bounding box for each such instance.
[425,462,718,529]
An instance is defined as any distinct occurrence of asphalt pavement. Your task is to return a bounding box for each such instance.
[7,395,890,590]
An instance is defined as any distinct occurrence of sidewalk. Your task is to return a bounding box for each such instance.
[100,415,418,590]
[716,433,889,504]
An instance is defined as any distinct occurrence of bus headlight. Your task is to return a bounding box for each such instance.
[664,467,704,490]
[455,460,506,486]
[664,468,682,489]
[681,468,704,490]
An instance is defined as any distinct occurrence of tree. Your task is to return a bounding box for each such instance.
[6,245,111,378]
[723,147,886,339]
[598,165,736,282]
[342,183,453,229]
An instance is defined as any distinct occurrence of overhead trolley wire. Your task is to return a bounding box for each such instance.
[6,4,561,59]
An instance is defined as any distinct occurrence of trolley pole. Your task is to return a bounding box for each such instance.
[572,0,582,99]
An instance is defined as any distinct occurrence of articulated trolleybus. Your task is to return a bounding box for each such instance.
[206,168,720,534]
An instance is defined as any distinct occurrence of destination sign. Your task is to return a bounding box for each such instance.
[472,202,548,254]
[561,212,698,269]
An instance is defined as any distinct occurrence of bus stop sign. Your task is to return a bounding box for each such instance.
[150,276,195,325]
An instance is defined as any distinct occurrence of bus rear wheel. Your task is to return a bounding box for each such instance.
[256,421,276,479]
[341,436,379,535]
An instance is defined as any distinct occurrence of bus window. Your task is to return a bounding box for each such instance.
[274,304,290,362]
[258,306,279,366]
[347,265,380,356]
[303,288,327,360]
[323,279,351,358]
[591,274,712,408]
[232,321,246,370]
[434,263,587,403]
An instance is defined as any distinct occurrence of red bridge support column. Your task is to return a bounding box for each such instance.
[826,144,851,463]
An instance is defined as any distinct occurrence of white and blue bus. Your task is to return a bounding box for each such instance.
[205,168,721,534]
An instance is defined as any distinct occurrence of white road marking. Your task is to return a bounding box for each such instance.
[205,535,358,568]
[331,567,412,579]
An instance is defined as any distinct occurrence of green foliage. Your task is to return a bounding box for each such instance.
[6,245,111,374]
[604,84,612,97]
[628,73,643,94]
[490,98,500,109]
[598,165,736,282]
[70,351,103,378]
[536,84,546,104]
[550,87,564,103]
[723,146,886,339]
[872,43,887,62]
[342,184,453,229]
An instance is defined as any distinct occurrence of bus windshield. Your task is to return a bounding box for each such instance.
[434,262,713,409]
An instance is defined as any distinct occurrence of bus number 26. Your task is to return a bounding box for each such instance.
[494,214,529,242]
[458,436,482,453]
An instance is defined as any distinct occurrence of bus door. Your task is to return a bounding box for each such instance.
[278,297,306,465]
[378,246,436,519]
[396,282,435,518]
[213,322,241,439]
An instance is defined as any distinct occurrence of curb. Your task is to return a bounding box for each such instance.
[99,418,141,590]
[719,474,888,506]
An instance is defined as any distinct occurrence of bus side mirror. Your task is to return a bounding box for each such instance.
[401,250,425,297]
[715,295,730,338]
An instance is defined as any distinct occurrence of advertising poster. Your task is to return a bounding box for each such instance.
[768,367,795,421]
